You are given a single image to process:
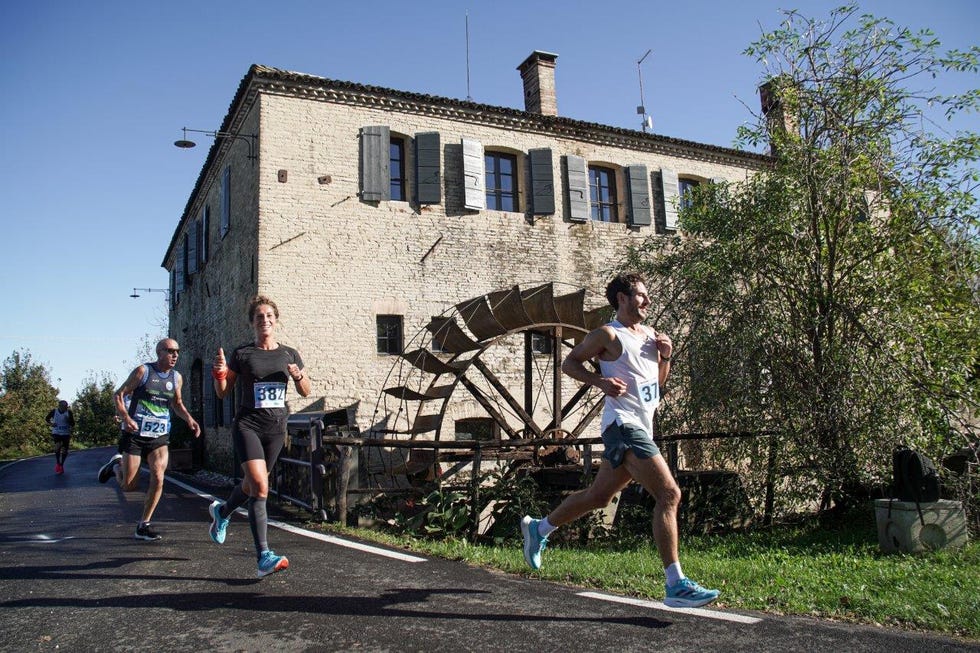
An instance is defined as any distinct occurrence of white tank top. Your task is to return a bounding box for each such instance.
[598,320,662,435]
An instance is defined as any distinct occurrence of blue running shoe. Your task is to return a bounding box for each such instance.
[664,577,720,608]
[257,550,289,578]
[520,515,548,570]
[208,500,230,544]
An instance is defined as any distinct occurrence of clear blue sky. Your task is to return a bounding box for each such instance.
[1,0,977,401]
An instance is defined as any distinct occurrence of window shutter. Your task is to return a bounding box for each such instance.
[660,168,680,230]
[565,155,589,222]
[359,125,390,201]
[529,148,555,215]
[626,164,651,226]
[175,246,186,293]
[414,132,441,204]
[200,206,209,264]
[187,224,199,275]
[220,167,231,237]
[462,138,485,210]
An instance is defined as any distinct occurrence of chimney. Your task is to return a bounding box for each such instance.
[518,51,558,116]
[759,77,798,156]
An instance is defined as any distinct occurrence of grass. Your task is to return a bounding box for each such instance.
[310,507,980,641]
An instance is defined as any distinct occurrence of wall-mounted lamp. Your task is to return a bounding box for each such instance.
[130,287,170,305]
[174,127,257,162]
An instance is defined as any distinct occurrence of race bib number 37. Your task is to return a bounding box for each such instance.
[638,378,660,405]
[254,382,286,408]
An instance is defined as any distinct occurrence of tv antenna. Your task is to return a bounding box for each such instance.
[465,12,473,101]
[636,49,653,132]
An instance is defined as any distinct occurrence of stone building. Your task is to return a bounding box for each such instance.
[163,51,769,468]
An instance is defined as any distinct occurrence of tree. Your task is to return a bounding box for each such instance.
[0,349,60,458]
[627,6,979,517]
[73,371,119,446]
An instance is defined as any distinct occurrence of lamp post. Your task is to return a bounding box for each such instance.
[174,127,257,162]
[130,287,170,307]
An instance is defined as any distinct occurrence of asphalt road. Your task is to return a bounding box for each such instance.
[0,447,976,653]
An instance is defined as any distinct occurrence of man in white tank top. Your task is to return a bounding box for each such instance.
[521,273,719,608]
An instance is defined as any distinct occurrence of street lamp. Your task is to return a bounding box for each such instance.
[130,287,170,305]
[174,126,257,162]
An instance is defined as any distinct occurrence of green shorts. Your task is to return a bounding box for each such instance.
[601,421,660,468]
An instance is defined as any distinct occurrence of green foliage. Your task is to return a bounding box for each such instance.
[477,468,551,541]
[72,372,119,446]
[396,488,471,538]
[626,5,979,518]
[0,349,59,458]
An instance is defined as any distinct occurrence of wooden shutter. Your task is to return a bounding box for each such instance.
[415,132,441,204]
[661,168,680,230]
[359,125,390,201]
[529,148,555,215]
[565,155,589,222]
[220,167,231,237]
[200,206,209,264]
[462,138,485,210]
[175,246,185,293]
[187,223,199,275]
[626,165,651,227]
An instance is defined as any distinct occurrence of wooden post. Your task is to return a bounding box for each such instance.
[469,446,483,541]
[337,445,352,525]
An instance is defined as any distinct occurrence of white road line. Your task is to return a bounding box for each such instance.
[577,591,762,624]
[164,473,427,563]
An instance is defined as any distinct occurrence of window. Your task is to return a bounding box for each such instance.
[390,137,406,201]
[678,178,700,210]
[377,315,403,354]
[485,151,517,211]
[589,166,618,222]
[531,331,553,354]
[220,166,231,238]
[455,417,499,442]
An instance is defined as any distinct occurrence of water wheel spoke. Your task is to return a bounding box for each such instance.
[472,358,543,438]
[457,374,523,439]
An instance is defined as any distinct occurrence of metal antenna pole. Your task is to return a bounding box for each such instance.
[465,12,473,101]
[637,49,652,132]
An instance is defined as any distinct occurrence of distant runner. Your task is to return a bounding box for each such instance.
[45,400,75,475]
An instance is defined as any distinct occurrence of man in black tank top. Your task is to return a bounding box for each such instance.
[97,338,200,541]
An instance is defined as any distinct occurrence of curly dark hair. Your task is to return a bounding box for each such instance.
[605,273,645,309]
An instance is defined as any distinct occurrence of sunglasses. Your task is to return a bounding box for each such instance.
[163,348,180,355]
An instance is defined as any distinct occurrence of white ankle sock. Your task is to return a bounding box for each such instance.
[537,517,557,537]
[665,561,684,586]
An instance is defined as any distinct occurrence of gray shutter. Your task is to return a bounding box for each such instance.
[529,148,555,215]
[415,132,441,204]
[359,125,390,201]
[661,168,680,230]
[461,138,485,210]
[565,155,589,222]
[187,223,199,275]
[220,167,231,237]
[626,165,651,226]
[175,246,186,293]
[200,206,209,264]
